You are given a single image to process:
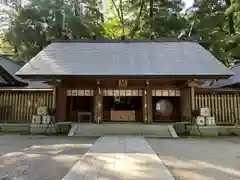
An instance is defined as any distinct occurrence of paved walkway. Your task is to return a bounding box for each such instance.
[62,136,175,180]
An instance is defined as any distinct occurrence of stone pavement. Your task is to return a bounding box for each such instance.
[147,137,240,180]
[0,135,96,180]
[62,136,175,180]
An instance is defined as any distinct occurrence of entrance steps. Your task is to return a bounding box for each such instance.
[69,123,177,138]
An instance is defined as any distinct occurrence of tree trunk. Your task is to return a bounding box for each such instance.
[225,0,235,34]
[55,0,64,38]
[130,0,145,39]
[119,0,125,35]
[149,0,153,30]
[111,0,125,35]
[74,0,80,16]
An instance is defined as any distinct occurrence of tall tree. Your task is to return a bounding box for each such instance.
[225,0,240,58]
[0,0,22,31]
[4,0,104,61]
[187,0,234,65]
[139,0,186,38]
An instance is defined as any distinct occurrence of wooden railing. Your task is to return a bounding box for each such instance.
[195,91,240,125]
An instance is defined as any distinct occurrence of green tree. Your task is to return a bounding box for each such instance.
[137,0,187,39]
[226,0,240,59]
[102,0,187,39]
[4,0,104,61]
[186,0,235,65]
[0,0,22,31]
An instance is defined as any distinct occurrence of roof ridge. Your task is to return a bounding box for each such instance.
[230,63,240,69]
[51,38,197,43]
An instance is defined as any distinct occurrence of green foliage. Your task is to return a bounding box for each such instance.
[1,0,240,66]
[185,0,240,66]
[3,0,104,61]
[130,0,186,38]
[0,36,14,54]
[225,0,240,60]
[0,0,21,31]
[226,0,240,15]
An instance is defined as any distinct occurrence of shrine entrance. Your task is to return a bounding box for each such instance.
[102,89,143,122]
[66,89,94,123]
[152,90,181,122]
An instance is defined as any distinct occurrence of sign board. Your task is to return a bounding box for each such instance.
[118,80,128,87]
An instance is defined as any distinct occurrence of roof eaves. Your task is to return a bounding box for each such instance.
[0,65,28,86]
[0,54,24,66]
[15,74,233,80]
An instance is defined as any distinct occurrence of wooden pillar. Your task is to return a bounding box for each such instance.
[55,85,67,122]
[147,88,153,124]
[93,81,103,124]
[142,80,152,124]
[190,86,195,111]
[142,89,148,123]
[52,87,57,109]
[180,81,196,122]
[180,88,191,122]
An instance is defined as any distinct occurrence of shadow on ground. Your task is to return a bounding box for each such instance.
[0,135,97,180]
[147,137,240,180]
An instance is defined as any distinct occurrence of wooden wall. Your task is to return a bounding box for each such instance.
[0,90,53,123]
[1,88,240,125]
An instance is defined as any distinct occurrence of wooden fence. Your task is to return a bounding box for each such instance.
[0,89,240,125]
[195,91,240,125]
[0,90,53,123]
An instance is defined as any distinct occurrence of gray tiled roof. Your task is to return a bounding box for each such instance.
[0,80,52,90]
[0,64,27,86]
[0,55,52,89]
[211,63,240,88]
[16,41,234,78]
[0,55,22,74]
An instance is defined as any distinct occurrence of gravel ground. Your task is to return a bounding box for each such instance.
[147,137,240,180]
[1,135,240,180]
[0,135,97,180]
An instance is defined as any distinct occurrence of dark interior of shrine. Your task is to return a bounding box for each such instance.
[66,96,93,122]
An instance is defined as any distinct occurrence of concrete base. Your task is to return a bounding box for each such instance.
[190,126,218,136]
[73,123,173,137]
[0,123,71,134]
[0,123,30,133]
[174,122,240,136]
[217,126,240,136]
[30,124,56,134]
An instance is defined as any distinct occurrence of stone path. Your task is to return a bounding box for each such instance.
[62,136,175,180]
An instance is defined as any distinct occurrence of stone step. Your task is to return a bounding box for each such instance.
[72,123,173,137]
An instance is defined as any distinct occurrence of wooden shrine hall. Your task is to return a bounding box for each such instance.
[16,39,234,124]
